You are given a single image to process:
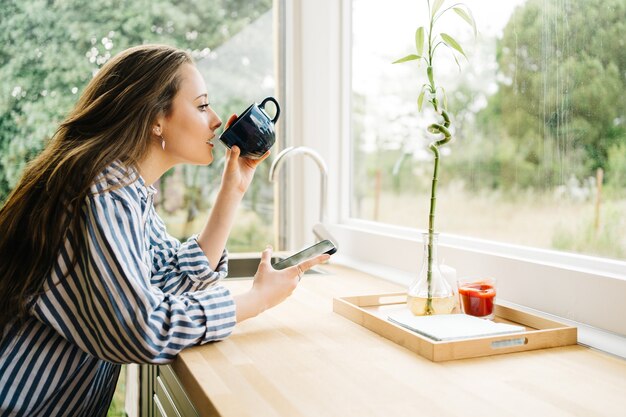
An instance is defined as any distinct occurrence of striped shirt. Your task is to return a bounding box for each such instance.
[0,161,237,416]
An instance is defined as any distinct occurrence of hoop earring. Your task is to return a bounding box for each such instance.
[160,135,166,150]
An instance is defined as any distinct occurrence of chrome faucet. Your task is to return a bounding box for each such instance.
[269,146,338,246]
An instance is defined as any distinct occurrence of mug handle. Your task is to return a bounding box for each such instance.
[259,97,280,124]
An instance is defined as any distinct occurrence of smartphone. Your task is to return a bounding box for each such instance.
[272,239,337,270]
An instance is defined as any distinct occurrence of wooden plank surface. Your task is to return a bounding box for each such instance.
[172,263,626,417]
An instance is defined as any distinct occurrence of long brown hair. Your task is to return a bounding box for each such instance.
[0,44,192,327]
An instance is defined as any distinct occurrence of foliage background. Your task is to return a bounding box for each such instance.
[0,0,275,254]
[0,0,271,199]
[472,0,626,190]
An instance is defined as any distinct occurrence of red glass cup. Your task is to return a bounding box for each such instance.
[457,277,497,320]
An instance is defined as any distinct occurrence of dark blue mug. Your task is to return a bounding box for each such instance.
[219,97,281,159]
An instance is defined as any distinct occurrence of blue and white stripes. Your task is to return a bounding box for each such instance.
[0,161,236,416]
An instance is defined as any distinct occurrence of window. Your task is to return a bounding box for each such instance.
[350,0,626,261]
[0,0,277,252]
[156,3,278,252]
[284,0,625,351]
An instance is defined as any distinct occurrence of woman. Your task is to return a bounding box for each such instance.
[0,44,330,416]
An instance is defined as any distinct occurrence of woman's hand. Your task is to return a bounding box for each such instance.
[198,115,269,268]
[220,114,270,196]
[233,246,331,322]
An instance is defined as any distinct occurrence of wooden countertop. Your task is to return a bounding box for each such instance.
[172,264,626,417]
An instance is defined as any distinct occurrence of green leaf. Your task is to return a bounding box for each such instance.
[452,52,461,71]
[440,86,448,110]
[440,33,466,58]
[431,0,445,17]
[415,27,424,57]
[392,54,420,64]
[418,90,425,111]
[453,7,477,37]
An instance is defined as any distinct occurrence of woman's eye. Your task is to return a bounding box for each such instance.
[198,104,210,111]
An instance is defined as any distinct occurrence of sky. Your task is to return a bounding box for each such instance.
[352,0,526,85]
[353,0,526,49]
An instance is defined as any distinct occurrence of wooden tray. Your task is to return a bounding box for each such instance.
[333,292,577,362]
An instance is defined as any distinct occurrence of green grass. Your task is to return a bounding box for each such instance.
[552,202,625,259]
[357,183,626,260]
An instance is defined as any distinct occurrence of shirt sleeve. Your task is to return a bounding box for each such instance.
[148,210,228,295]
[30,191,237,365]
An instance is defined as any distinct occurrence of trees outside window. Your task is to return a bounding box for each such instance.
[0,0,276,251]
[350,0,625,260]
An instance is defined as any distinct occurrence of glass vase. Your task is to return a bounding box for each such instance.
[407,232,456,315]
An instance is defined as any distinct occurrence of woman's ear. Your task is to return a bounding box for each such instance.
[152,120,164,137]
[152,113,166,136]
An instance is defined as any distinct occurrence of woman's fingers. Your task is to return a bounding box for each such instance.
[260,245,273,265]
[243,150,270,169]
[293,253,331,277]
[225,145,240,166]
[249,248,332,316]
[257,150,271,163]
[225,114,238,130]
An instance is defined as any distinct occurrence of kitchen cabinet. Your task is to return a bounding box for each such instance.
[140,364,200,417]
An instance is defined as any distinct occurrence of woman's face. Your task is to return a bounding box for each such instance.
[160,63,222,165]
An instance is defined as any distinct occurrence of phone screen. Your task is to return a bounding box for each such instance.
[272,240,337,270]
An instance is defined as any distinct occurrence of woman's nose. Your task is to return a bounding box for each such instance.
[210,108,222,130]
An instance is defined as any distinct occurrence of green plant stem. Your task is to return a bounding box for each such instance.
[425,146,439,314]
[424,8,437,315]
[424,121,452,314]
[420,0,457,314]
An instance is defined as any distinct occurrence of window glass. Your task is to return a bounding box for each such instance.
[0,0,276,252]
[350,0,626,260]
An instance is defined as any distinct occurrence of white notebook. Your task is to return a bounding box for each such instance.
[388,310,525,342]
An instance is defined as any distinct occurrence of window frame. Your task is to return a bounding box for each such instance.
[284,0,626,354]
